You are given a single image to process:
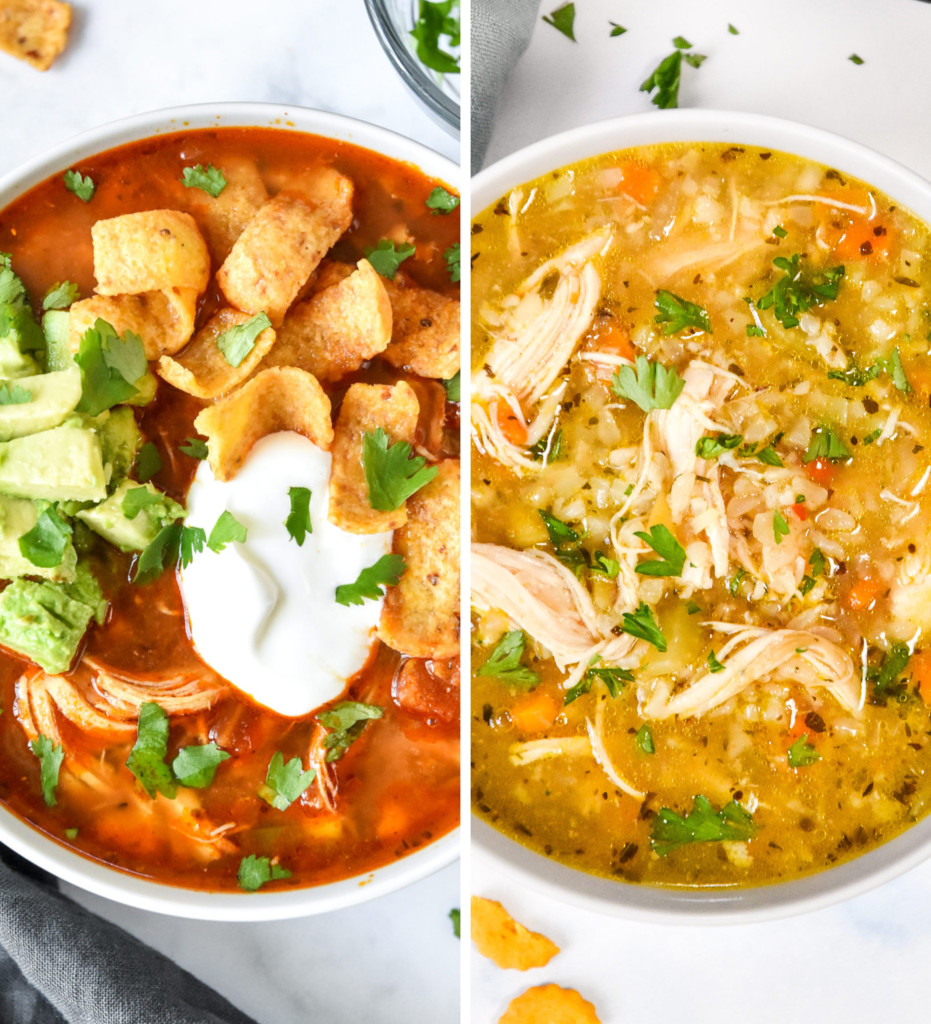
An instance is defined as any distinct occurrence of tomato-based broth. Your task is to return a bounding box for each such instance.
[0,127,460,891]
[471,143,931,887]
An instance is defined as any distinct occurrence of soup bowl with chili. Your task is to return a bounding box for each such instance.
[471,109,931,922]
[0,102,460,919]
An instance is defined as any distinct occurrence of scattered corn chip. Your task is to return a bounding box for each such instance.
[157,307,276,399]
[382,278,459,380]
[68,288,197,360]
[327,381,419,534]
[498,985,602,1024]
[193,367,332,482]
[92,210,210,296]
[260,259,392,383]
[471,896,560,971]
[0,0,70,71]
[217,172,353,325]
[379,459,459,659]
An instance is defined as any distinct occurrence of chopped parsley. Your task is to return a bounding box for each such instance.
[589,550,620,578]
[849,53,865,65]
[537,509,588,575]
[611,354,685,412]
[334,553,406,606]
[18,504,72,569]
[609,21,627,36]
[863,428,882,445]
[654,290,712,335]
[449,908,461,938]
[42,280,79,311]
[529,428,564,464]
[237,854,291,892]
[728,23,739,34]
[787,734,821,768]
[171,742,230,788]
[63,170,95,202]
[634,524,686,577]
[125,702,176,799]
[444,242,461,283]
[773,510,790,544]
[476,630,540,689]
[30,734,64,807]
[756,254,844,329]
[442,370,461,402]
[363,427,438,511]
[640,50,682,109]
[728,567,748,596]
[426,186,459,214]
[565,657,633,704]
[259,751,316,810]
[871,642,911,697]
[317,701,384,762]
[134,442,162,482]
[772,225,787,239]
[621,602,667,652]
[180,437,208,459]
[181,163,227,198]
[707,650,725,674]
[650,795,757,857]
[410,0,460,74]
[804,426,850,463]
[365,239,415,280]
[75,319,147,416]
[828,347,911,392]
[686,601,702,615]
[206,510,247,553]
[216,311,271,368]
[695,433,743,459]
[684,53,707,68]
[799,548,827,595]
[542,2,576,41]
[284,486,312,545]
[635,723,655,755]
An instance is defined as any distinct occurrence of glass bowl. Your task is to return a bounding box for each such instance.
[365,0,460,136]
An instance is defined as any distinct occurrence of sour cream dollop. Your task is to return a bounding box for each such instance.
[179,432,392,717]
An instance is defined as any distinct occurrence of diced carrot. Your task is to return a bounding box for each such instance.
[581,315,636,383]
[509,692,560,735]
[792,502,808,521]
[496,402,528,445]
[817,187,896,263]
[911,650,931,703]
[846,576,885,612]
[617,162,662,206]
[376,798,410,841]
[805,458,835,487]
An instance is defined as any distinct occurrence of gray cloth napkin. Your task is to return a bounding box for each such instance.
[0,845,256,1024]
[471,0,541,170]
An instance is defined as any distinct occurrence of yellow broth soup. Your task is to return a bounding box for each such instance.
[470,143,931,887]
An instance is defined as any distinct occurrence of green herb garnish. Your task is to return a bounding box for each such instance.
[207,510,247,553]
[30,734,64,807]
[63,170,95,202]
[284,486,312,545]
[621,602,667,651]
[773,510,790,544]
[363,427,438,510]
[172,742,230,788]
[365,239,416,280]
[0,383,31,406]
[335,553,406,607]
[317,702,384,762]
[133,522,205,583]
[444,242,461,282]
[635,723,655,754]
[18,504,72,569]
[787,734,821,767]
[803,426,850,463]
[707,650,725,674]
[410,0,460,74]
[442,370,461,402]
[75,319,147,416]
[216,311,271,368]
[609,21,627,36]
[849,53,865,65]
[449,908,461,937]
[477,630,539,688]
[426,187,460,214]
[237,855,291,892]
[42,281,79,311]
[125,702,176,799]
[756,254,844,329]
[651,795,757,856]
[181,163,227,198]
[542,2,576,41]
[611,354,685,412]
[654,290,712,335]
[634,524,686,577]
[259,751,316,810]
[180,437,208,460]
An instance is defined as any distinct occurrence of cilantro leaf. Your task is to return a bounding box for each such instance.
[30,734,64,807]
[773,509,790,544]
[181,163,227,198]
[444,242,461,283]
[442,370,461,402]
[449,908,461,938]
[237,854,291,892]
[126,702,176,799]
[621,602,667,651]
[216,311,271,368]
[590,550,620,578]
[787,734,821,767]
[172,742,230,788]
[133,522,205,583]
[335,553,406,606]
[317,701,384,762]
[654,291,712,335]
[18,504,72,568]
[365,239,415,280]
[707,650,725,674]
[180,437,208,459]
[362,427,438,510]
[672,35,692,48]
[179,525,206,567]
[640,50,682,109]
[635,723,655,754]
[476,630,539,688]
[542,2,576,41]
[284,486,312,546]
[610,21,627,36]
[63,170,95,202]
[42,281,79,311]
[259,751,316,810]
[207,510,247,553]
[871,642,911,696]
[756,254,844,328]
[75,319,147,416]
[426,186,460,213]
[134,442,162,482]
[634,524,686,577]
[849,53,865,65]
[564,657,633,704]
[529,428,564,464]
[651,795,757,856]
[0,382,31,405]
[684,53,707,69]
[741,440,784,467]
[804,426,850,463]
[410,0,460,74]
[696,433,743,459]
[728,23,739,34]
[122,486,162,520]
[611,355,685,412]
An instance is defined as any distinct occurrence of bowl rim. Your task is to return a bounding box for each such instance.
[0,100,459,921]
[471,107,931,924]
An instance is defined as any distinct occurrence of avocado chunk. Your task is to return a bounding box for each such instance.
[77,480,182,552]
[0,563,105,673]
[125,370,158,407]
[0,423,106,502]
[0,366,82,441]
[0,495,77,582]
[95,407,142,490]
[43,310,72,373]
[0,335,40,380]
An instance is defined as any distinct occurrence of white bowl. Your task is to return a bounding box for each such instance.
[472,108,931,923]
[0,101,459,921]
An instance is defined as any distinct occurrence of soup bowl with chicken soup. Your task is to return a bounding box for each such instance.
[471,109,931,921]
[0,103,460,920]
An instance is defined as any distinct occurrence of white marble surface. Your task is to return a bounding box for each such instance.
[1,3,460,1023]
[475,1,931,1022]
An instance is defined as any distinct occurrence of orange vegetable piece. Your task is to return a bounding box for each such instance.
[792,502,808,521]
[471,897,560,970]
[496,403,528,446]
[498,984,602,1024]
[910,650,931,703]
[617,162,662,206]
[805,458,835,487]
[817,187,895,263]
[846,576,885,612]
[509,692,560,735]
